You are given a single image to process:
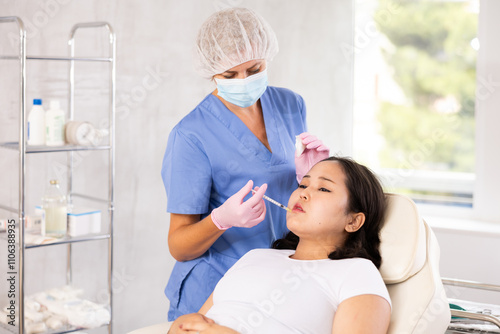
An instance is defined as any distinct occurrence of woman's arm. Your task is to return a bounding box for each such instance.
[198,292,214,315]
[168,181,267,261]
[331,294,391,334]
[168,213,225,262]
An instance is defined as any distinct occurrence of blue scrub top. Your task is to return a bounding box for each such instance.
[161,86,307,320]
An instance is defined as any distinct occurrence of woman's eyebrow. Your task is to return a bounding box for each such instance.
[302,175,335,184]
[319,176,335,184]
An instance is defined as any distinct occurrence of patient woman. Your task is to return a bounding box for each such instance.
[169,156,391,334]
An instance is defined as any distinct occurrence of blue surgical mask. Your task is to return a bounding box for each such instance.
[215,69,268,108]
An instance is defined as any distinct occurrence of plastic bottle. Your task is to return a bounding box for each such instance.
[42,179,67,237]
[27,99,45,146]
[45,100,65,146]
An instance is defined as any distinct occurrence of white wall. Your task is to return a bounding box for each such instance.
[0,1,353,332]
[432,223,500,305]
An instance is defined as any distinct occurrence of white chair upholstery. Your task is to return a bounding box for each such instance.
[380,193,451,334]
[129,193,452,334]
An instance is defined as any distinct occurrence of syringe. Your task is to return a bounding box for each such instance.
[251,189,292,212]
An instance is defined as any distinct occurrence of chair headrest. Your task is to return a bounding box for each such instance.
[379,193,426,284]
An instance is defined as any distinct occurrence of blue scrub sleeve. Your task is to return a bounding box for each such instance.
[161,127,212,214]
[299,94,307,129]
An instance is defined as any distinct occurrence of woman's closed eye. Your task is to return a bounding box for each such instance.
[247,67,261,75]
[298,184,330,193]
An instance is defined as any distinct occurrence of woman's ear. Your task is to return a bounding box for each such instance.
[345,213,365,233]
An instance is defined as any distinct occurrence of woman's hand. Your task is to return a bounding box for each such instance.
[178,321,240,334]
[168,313,215,334]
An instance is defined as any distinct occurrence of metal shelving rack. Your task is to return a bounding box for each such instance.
[0,17,115,334]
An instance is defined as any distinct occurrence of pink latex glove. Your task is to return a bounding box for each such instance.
[211,180,267,230]
[295,132,330,183]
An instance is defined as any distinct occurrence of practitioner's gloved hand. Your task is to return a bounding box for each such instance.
[295,132,330,183]
[211,180,267,230]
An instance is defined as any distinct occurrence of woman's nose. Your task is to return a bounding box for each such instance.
[299,190,309,201]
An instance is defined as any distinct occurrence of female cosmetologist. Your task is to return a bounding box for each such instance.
[161,7,329,319]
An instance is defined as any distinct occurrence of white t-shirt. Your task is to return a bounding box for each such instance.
[205,248,391,334]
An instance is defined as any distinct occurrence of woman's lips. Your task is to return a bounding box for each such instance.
[292,203,305,213]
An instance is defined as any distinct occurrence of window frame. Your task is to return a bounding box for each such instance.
[469,0,500,223]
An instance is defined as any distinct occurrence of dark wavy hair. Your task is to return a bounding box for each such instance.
[272,156,386,268]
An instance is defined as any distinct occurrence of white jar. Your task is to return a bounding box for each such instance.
[27,99,45,146]
[45,100,65,146]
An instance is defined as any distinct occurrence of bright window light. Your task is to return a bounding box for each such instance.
[353,0,479,207]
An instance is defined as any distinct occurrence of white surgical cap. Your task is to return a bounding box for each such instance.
[195,7,279,78]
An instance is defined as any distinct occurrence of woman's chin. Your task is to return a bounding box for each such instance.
[286,219,304,234]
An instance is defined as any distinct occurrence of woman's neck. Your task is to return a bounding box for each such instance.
[212,89,271,152]
[290,237,345,260]
[291,242,331,260]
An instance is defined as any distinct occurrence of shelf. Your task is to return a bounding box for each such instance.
[0,142,111,153]
[0,232,110,248]
[0,320,110,334]
[0,55,113,62]
[1,17,115,334]
[25,233,111,249]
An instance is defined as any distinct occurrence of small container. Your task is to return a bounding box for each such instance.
[45,100,65,146]
[42,179,67,237]
[27,99,46,146]
[68,207,101,236]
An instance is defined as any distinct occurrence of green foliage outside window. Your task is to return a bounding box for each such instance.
[376,0,477,173]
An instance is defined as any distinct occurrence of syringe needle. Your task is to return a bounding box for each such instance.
[251,189,292,212]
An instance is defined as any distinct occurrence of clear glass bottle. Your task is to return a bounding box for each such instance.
[42,179,67,237]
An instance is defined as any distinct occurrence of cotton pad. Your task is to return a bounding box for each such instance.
[295,135,306,156]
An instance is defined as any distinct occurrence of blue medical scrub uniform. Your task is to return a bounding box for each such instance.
[161,86,307,320]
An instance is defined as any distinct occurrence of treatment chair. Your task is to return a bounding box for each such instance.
[129,193,451,334]
[380,193,451,333]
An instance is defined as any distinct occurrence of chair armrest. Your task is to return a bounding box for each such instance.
[450,310,500,330]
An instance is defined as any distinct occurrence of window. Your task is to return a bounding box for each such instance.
[353,0,479,208]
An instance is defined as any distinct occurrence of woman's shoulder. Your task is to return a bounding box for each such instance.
[333,258,384,285]
[266,86,304,101]
[338,257,379,271]
[334,258,391,307]
[317,258,381,280]
[171,93,217,132]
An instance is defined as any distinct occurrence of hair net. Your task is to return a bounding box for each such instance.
[195,7,279,78]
